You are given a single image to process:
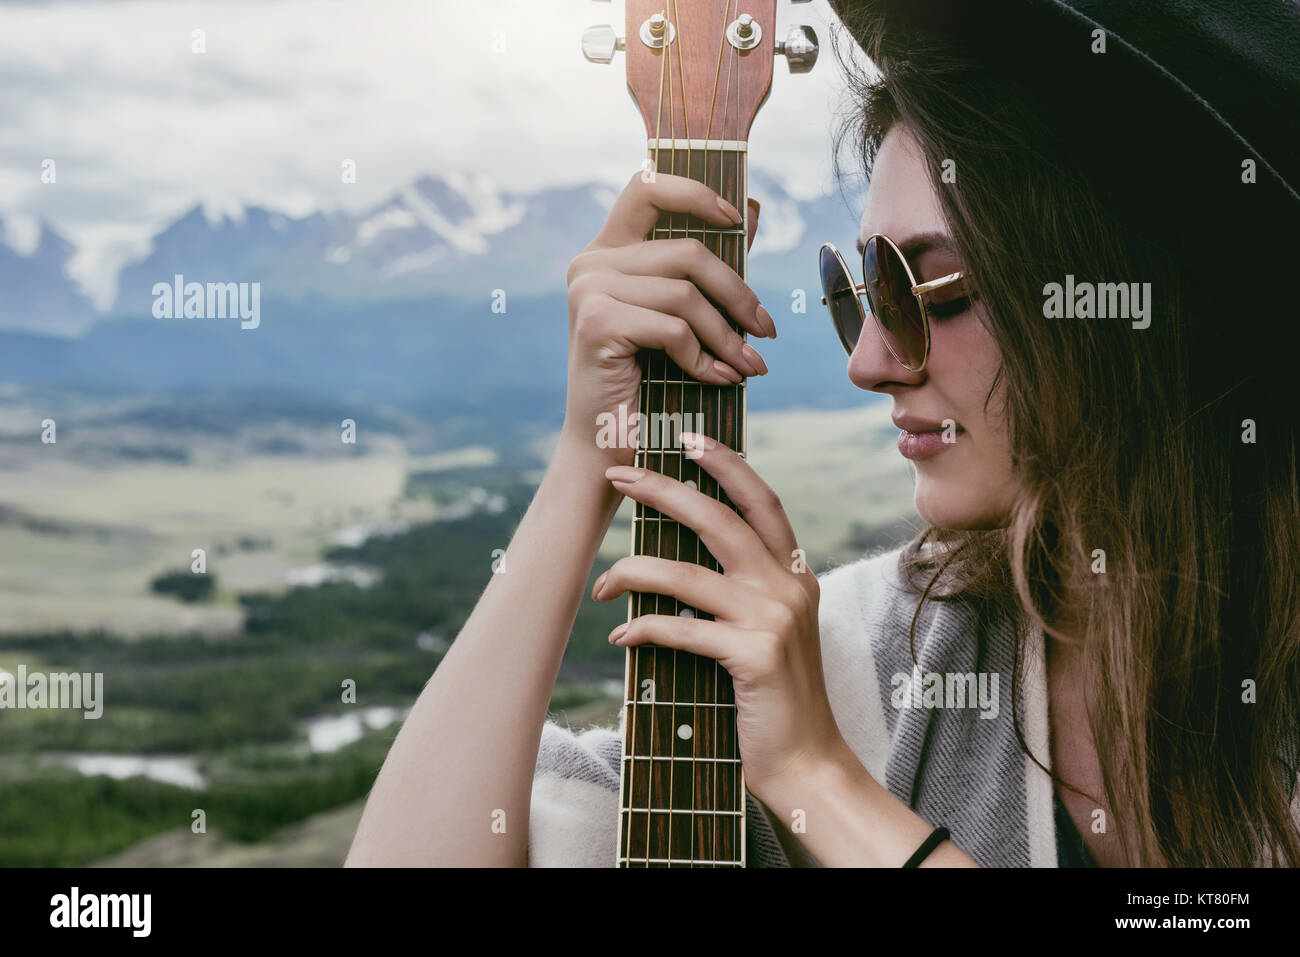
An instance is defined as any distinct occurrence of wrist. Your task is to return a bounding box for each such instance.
[761,741,974,867]
[546,430,624,513]
[759,738,868,822]
[555,421,606,462]
[558,410,639,467]
[757,739,908,867]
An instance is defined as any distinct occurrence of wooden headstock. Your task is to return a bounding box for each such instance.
[584,1,818,143]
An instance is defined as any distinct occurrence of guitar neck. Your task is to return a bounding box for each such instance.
[616,138,748,867]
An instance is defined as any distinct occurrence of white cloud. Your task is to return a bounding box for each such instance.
[0,0,865,303]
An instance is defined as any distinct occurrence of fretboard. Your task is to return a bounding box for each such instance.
[616,140,748,867]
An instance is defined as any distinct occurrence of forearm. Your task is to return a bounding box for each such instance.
[762,743,980,867]
[346,431,622,866]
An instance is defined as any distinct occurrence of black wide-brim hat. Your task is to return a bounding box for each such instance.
[826,0,1300,264]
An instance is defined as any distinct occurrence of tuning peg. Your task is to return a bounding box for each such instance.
[582,24,625,64]
[776,24,819,73]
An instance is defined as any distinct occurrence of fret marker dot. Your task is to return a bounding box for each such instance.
[685,479,697,490]
[678,607,694,618]
[677,724,693,740]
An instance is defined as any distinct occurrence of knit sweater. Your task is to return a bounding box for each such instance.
[527,545,1294,866]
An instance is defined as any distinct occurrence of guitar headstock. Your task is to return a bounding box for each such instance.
[583,1,818,142]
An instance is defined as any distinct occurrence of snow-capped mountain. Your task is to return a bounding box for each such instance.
[0,219,98,337]
[5,170,865,333]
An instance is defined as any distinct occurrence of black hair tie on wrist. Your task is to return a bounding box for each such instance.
[902,826,950,868]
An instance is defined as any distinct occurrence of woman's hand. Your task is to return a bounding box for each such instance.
[560,170,773,469]
[589,431,848,807]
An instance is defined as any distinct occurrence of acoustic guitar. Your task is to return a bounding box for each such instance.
[581,0,819,867]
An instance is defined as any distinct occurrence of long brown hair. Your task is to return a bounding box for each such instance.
[828,7,1300,866]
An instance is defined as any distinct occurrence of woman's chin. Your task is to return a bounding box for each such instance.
[914,480,1008,531]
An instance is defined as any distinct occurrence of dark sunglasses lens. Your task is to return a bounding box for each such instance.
[819,245,863,355]
[863,237,925,368]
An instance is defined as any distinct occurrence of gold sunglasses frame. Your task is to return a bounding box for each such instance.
[818,235,966,371]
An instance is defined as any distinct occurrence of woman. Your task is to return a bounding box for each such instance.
[346,0,1300,867]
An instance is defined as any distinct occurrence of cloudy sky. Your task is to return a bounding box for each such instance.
[0,0,870,305]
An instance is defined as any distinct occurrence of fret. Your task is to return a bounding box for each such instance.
[631,513,716,532]
[650,228,747,245]
[633,381,752,396]
[634,513,744,523]
[620,808,744,815]
[622,703,738,712]
[618,859,745,867]
[650,226,747,235]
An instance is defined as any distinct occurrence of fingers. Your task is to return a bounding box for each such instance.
[571,270,767,378]
[603,464,786,580]
[593,554,779,623]
[577,294,744,384]
[678,433,808,589]
[574,239,774,339]
[606,613,763,671]
[746,198,760,252]
[593,170,743,249]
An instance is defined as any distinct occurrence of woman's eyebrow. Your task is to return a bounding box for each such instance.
[856,231,958,259]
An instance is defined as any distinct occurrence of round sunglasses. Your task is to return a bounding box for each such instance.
[818,235,973,371]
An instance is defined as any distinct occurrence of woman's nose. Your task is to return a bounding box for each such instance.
[846,316,926,392]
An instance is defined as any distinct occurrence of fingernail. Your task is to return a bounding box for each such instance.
[716,195,743,225]
[609,623,630,644]
[606,465,645,484]
[712,359,742,383]
[756,304,776,339]
[742,343,767,375]
[732,346,759,377]
[593,571,608,598]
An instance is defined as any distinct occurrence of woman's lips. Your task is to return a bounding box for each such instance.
[897,427,963,461]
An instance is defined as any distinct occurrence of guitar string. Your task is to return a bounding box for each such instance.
[737,3,749,863]
[669,0,689,868]
[627,19,671,868]
[658,0,692,867]
[701,0,726,869]
[655,11,686,866]
[648,4,678,866]
[664,0,678,866]
[631,27,665,868]
[700,0,740,865]
[721,0,740,863]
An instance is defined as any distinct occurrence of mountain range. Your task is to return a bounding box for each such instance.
[0,170,870,419]
[2,169,865,335]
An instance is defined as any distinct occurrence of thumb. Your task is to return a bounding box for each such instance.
[746,197,760,251]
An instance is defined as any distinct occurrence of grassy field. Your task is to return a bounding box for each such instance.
[0,400,914,637]
[0,392,918,866]
[0,451,494,635]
